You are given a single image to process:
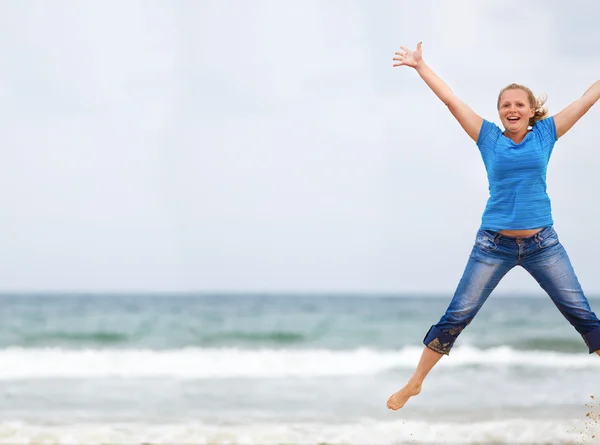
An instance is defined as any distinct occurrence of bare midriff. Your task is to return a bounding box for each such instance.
[498,228,543,238]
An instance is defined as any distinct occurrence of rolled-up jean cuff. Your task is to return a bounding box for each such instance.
[423,325,456,355]
[583,326,600,353]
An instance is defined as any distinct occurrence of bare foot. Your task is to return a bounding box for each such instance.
[386,381,422,410]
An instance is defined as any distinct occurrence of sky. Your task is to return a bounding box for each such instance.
[0,0,599,295]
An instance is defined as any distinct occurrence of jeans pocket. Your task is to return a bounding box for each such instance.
[538,232,559,249]
[475,233,498,252]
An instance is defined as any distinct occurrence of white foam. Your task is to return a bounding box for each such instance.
[0,418,595,445]
[0,345,597,380]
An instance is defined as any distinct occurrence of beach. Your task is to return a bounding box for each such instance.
[0,293,599,444]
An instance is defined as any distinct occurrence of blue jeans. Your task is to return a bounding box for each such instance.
[424,226,600,354]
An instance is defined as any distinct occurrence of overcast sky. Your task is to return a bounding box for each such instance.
[1,0,599,295]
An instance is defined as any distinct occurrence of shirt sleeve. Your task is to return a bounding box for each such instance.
[534,117,558,159]
[476,119,501,163]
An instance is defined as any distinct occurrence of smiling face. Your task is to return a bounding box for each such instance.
[497,88,536,134]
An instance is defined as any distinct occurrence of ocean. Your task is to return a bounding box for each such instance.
[0,293,599,445]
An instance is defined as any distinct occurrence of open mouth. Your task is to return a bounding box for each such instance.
[507,116,520,123]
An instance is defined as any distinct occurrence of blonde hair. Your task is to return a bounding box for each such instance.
[497,83,548,127]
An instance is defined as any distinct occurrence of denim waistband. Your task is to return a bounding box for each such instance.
[479,226,555,246]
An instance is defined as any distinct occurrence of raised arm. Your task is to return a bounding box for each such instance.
[393,42,483,142]
[553,80,600,139]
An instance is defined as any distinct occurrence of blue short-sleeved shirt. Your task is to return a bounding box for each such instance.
[476,117,558,231]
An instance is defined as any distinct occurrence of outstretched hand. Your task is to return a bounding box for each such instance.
[393,42,423,68]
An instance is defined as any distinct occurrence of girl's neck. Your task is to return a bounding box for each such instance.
[503,128,531,144]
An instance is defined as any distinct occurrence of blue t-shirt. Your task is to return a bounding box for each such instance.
[476,117,558,231]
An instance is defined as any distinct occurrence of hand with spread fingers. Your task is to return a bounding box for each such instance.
[393,42,423,68]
